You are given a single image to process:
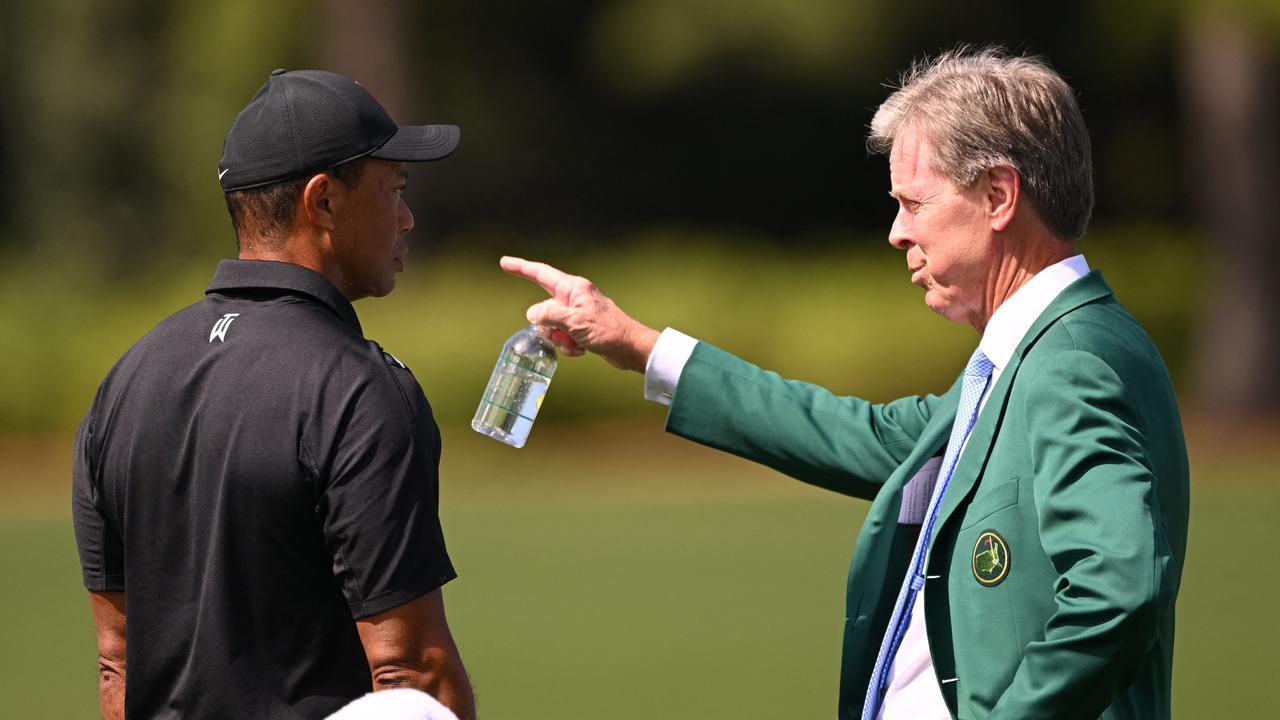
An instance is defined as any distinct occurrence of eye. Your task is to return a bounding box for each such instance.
[900,197,924,214]
[889,192,921,214]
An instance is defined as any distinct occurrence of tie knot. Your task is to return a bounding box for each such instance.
[965,348,994,379]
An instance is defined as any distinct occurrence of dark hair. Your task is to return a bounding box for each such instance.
[224,158,367,251]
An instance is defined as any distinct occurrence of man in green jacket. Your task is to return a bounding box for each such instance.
[502,47,1188,720]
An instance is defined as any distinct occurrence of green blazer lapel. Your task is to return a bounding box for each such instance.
[930,270,1115,537]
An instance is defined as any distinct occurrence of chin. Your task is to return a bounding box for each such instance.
[923,289,945,314]
[924,292,960,324]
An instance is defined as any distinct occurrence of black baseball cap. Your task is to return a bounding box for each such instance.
[218,69,460,192]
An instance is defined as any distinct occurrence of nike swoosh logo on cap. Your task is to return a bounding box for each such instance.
[219,168,229,180]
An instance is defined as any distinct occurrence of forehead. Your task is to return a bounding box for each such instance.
[364,158,408,183]
[888,126,943,191]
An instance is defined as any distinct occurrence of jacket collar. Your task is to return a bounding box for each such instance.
[1009,269,1113,363]
[978,254,1090,375]
[206,259,362,335]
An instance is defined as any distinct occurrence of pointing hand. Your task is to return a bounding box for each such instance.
[499,256,660,373]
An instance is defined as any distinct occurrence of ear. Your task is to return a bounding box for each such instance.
[985,165,1020,232]
[301,173,339,232]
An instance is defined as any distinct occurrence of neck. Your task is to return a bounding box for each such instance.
[239,231,353,299]
[973,229,1077,334]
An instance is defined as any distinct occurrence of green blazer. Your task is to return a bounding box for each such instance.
[665,272,1188,719]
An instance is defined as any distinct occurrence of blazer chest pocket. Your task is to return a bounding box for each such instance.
[960,478,1019,530]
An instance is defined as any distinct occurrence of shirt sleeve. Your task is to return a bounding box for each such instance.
[643,327,699,405]
[71,411,125,592]
[317,359,456,619]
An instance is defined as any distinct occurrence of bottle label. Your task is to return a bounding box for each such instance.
[520,380,548,419]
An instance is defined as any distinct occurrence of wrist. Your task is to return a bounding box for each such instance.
[628,324,660,373]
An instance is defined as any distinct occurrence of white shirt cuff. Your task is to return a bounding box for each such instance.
[643,327,699,406]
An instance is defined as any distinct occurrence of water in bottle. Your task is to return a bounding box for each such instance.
[472,324,558,448]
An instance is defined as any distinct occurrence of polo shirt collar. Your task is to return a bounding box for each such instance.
[978,254,1090,373]
[206,259,362,335]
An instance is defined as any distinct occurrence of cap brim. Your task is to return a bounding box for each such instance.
[369,124,460,162]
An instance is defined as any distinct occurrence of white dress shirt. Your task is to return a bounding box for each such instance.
[643,255,1091,717]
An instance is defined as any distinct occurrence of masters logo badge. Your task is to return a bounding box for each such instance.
[972,529,1011,586]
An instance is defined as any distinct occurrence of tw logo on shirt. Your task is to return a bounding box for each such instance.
[209,313,241,343]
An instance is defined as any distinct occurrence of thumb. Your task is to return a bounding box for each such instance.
[526,298,572,328]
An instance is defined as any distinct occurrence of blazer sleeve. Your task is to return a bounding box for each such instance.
[664,342,942,500]
[991,350,1176,718]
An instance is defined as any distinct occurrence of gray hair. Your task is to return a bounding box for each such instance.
[868,47,1094,240]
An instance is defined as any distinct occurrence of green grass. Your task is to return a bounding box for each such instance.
[1,423,1275,718]
[443,499,855,718]
[0,518,101,713]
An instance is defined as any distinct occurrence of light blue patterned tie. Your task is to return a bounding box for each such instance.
[861,347,994,719]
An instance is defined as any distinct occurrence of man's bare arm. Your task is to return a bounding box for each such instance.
[356,589,476,720]
[89,591,126,720]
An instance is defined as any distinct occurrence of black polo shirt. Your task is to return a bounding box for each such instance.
[72,259,456,719]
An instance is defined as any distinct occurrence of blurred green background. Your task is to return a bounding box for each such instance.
[1,0,1278,717]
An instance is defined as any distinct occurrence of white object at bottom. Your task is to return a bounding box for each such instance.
[326,688,459,720]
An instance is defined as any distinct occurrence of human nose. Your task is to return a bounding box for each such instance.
[399,196,414,234]
[888,208,912,251]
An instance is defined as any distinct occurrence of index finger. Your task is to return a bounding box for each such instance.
[500,256,575,302]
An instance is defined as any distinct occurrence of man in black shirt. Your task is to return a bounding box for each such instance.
[72,69,475,719]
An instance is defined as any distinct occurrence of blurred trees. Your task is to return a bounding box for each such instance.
[320,0,409,118]
[0,1,1208,253]
[1181,6,1280,420]
[0,0,312,270]
[0,0,1276,419]
[4,0,171,272]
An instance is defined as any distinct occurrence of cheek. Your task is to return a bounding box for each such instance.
[919,210,982,278]
[923,244,967,285]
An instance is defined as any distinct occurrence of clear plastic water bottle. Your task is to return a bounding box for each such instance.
[472,324,558,448]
